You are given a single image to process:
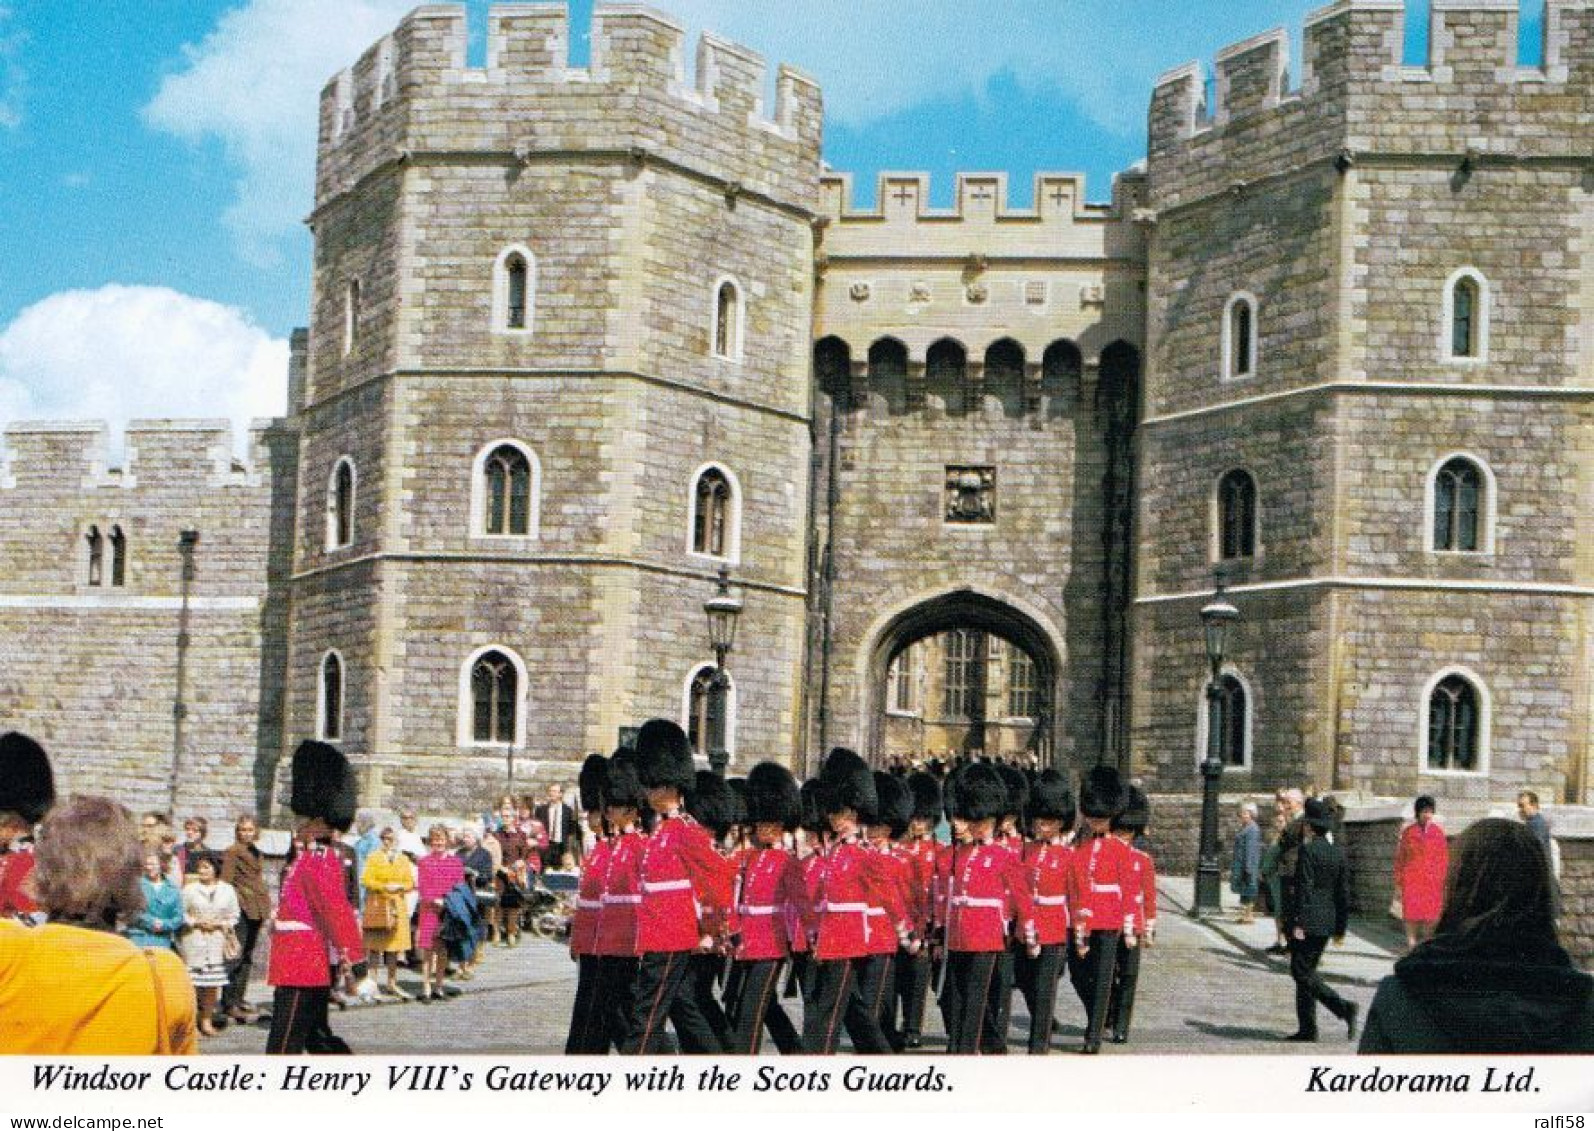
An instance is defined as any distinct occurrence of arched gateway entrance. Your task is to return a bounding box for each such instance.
[858,588,1064,767]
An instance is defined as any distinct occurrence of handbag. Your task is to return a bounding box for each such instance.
[222,926,242,962]
[362,895,395,931]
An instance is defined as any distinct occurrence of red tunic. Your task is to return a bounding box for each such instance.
[0,847,38,918]
[1129,844,1158,935]
[1394,820,1448,923]
[267,843,363,988]
[813,839,911,960]
[945,841,1035,952]
[570,837,612,956]
[732,846,810,961]
[1025,841,1075,945]
[795,851,826,954]
[635,815,731,954]
[595,830,645,958]
[1072,834,1140,936]
[864,844,914,955]
[900,838,938,936]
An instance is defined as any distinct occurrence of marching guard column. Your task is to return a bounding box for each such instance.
[1018,770,1077,1055]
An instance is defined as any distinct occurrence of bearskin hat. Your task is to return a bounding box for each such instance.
[818,747,878,824]
[997,763,1029,818]
[952,762,1007,823]
[578,754,609,815]
[0,732,54,825]
[687,771,738,839]
[873,772,913,839]
[799,778,829,834]
[941,764,963,821]
[605,750,647,812]
[1025,769,1075,827]
[289,739,358,831]
[745,762,801,831]
[907,771,942,823]
[635,718,695,794]
[725,776,748,828]
[1079,765,1129,820]
[1112,783,1150,834]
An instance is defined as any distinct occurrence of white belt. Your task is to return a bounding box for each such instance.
[950,896,1004,909]
[576,899,603,910]
[274,921,313,932]
[1090,884,1121,894]
[737,904,778,916]
[602,894,642,905]
[643,879,692,893]
[865,907,888,916]
[1033,895,1069,906]
[819,901,869,913]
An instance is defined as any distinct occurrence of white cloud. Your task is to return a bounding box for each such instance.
[143,0,414,266]
[0,286,288,455]
[0,4,25,130]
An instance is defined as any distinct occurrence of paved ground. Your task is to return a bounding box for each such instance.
[206,880,1404,1055]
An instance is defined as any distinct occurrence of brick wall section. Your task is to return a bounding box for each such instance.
[1559,834,1594,970]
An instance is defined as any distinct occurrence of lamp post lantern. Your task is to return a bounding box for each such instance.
[702,566,742,777]
[1194,571,1239,916]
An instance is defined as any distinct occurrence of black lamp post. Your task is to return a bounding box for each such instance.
[702,566,742,777]
[1194,571,1239,916]
[168,529,200,816]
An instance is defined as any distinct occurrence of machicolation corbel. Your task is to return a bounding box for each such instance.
[1335,148,1356,174]
[723,181,743,209]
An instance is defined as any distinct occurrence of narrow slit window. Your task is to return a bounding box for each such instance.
[109,526,126,587]
[86,526,103,587]
[1451,276,1478,358]
[506,255,528,330]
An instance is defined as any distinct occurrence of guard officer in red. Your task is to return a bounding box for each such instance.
[802,748,915,1054]
[724,761,808,1053]
[1068,766,1141,1054]
[685,770,739,1049]
[1105,784,1156,1044]
[863,771,915,1049]
[564,752,611,1053]
[621,719,732,1054]
[592,750,647,1052]
[265,740,366,1054]
[941,762,1036,1054]
[1016,769,1076,1054]
[0,733,53,923]
[991,763,1030,1043]
[893,770,941,1049]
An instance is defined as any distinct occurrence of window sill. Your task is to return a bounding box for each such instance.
[884,708,923,719]
[687,549,740,567]
[1424,548,1493,558]
[469,533,541,547]
[1419,766,1487,778]
[491,328,535,339]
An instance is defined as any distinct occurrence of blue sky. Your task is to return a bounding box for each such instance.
[0,0,1546,444]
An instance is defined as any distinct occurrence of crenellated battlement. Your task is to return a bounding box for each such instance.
[0,419,290,493]
[317,3,822,201]
[819,171,1128,225]
[1151,0,1594,156]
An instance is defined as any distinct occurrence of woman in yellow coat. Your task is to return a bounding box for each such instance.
[361,828,415,998]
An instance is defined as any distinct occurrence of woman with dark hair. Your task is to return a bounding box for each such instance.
[0,795,197,1053]
[1358,818,1594,1053]
[1393,795,1447,952]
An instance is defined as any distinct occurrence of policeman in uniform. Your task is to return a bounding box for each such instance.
[265,740,367,1054]
[0,733,53,923]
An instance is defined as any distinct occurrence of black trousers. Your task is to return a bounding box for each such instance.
[221,915,263,1012]
[1067,930,1120,1049]
[895,948,932,1044]
[1015,942,1066,1054]
[1105,939,1142,1042]
[1289,934,1351,1037]
[596,956,638,1053]
[689,952,733,1049]
[265,986,349,1054]
[623,951,724,1054]
[565,954,603,1054]
[992,942,1022,1049]
[726,959,801,1054]
[857,953,899,1049]
[803,957,892,1054]
[944,950,1009,1054]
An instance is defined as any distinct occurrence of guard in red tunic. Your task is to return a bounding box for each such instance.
[621,719,732,1054]
[592,751,647,1053]
[685,770,739,1049]
[991,763,1030,1043]
[1067,766,1139,1054]
[1016,769,1076,1054]
[863,771,915,1049]
[787,778,828,1011]
[892,771,940,1049]
[1105,784,1156,1045]
[564,753,611,1054]
[942,762,1036,1054]
[265,740,366,1055]
[0,733,53,923]
[802,748,915,1054]
[724,761,808,1053]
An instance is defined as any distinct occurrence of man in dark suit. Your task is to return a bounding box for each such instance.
[1284,799,1357,1042]
[536,783,578,870]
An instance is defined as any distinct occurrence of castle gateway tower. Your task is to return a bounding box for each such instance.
[290,6,822,805]
[1132,0,1594,805]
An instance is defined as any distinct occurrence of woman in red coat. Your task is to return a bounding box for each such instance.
[1394,795,1448,951]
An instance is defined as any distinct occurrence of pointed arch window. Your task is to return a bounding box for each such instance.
[86,525,103,587]
[319,651,344,743]
[484,445,532,536]
[1443,269,1489,361]
[1432,457,1484,552]
[493,246,536,334]
[1426,673,1480,773]
[688,464,739,562]
[1196,668,1253,771]
[1216,469,1258,560]
[326,458,355,551]
[712,277,744,361]
[469,649,519,746]
[686,664,732,763]
[1223,293,1257,380]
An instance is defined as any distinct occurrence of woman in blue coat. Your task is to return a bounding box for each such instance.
[127,850,184,950]
[1229,802,1262,923]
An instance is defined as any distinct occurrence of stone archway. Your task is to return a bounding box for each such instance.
[856,587,1065,767]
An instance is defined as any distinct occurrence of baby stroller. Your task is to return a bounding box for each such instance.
[522,869,578,940]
